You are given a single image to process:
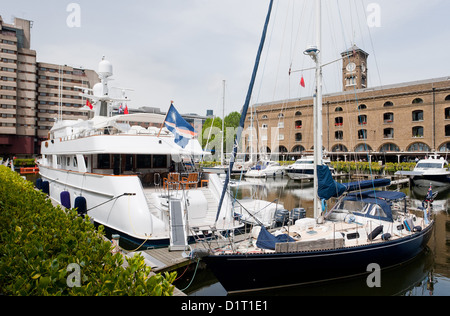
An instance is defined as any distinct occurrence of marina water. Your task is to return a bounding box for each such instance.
[177,176,450,296]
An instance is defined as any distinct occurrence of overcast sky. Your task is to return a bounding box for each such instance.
[2,0,449,117]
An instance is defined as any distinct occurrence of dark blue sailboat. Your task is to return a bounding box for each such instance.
[197,0,434,294]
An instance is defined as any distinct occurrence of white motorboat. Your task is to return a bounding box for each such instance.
[285,155,334,181]
[245,160,284,178]
[396,154,450,187]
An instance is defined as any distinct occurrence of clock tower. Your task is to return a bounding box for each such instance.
[341,45,369,91]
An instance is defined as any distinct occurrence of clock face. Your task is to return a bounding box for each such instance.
[361,63,366,73]
[346,62,356,72]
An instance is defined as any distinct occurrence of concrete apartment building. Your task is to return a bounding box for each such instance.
[244,46,450,162]
[0,16,98,156]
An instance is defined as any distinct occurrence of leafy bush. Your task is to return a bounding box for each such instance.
[0,166,176,296]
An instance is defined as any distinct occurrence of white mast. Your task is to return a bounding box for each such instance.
[311,0,324,221]
[221,80,225,166]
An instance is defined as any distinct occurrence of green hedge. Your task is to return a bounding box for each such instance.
[0,166,176,296]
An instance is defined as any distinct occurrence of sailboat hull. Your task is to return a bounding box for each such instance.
[203,222,434,293]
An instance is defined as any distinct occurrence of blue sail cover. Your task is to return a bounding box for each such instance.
[317,165,346,200]
[317,165,392,200]
[256,227,295,250]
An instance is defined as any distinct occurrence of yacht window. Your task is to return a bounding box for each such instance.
[137,155,152,168]
[98,154,111,169]
[337,200,365,212]
[368,204,387,218]
[416,163,442,169]
[73,157,78,168]
[66,157,70,166]
[153,155,167,169]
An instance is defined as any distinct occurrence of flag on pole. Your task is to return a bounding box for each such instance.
[86,99,93,110]
[300,75,306,88]
[164,102,197,148]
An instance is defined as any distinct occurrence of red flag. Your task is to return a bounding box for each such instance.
[86,99,93,110]
[300,76,305,88]
[124,105,129,115]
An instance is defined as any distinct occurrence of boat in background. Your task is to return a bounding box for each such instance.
[245,160,284,178]
[396,153,450,187]
[285,155,334,181]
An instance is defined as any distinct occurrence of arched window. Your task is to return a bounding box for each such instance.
[384,101,394,107]
[383,128,394,139]
[384,113,394,123]
[292,145,305,153]
[295,133,302,142]
[407,143,430,152]
[262,115,268,119]
[295,111,302,116]
[412,126,424,138]
[278,113,284,118]
[412,98,424,104]
[358,104,367,110]
[335,107,343,112]
[355,144,372,152]
[439,142,450,152]
[332,144,348,152]
[380,143,400,152]
[412,110,424,122]
[445,95,450,101]
[278,146,288,153]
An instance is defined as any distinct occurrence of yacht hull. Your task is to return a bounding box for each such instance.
[203,222,434,293]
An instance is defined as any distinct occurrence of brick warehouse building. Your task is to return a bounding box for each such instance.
[243,46,450,163]
[0,16,99,157]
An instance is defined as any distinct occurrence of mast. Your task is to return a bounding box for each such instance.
[221,80,225,166]
[311,0,323,221]
[215,0,274,223]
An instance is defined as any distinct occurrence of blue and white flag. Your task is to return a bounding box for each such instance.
[164,103,197,148]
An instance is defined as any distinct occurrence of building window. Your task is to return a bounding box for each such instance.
[446,95,450,101]
[358,104,367,110]
[335,131,343,140]
[292,145,305,153]
[412,126,424,138]
[295,133,302,142]
[262,115,268,119]
[278,113,284,119]
[278,146,288,153]
[295,120,302,129]
[355,144,372,152]
[335,107,343,112]
[278,134,284,141]
[332,144,348,152]
[261,124,268,129]
[407,143,430,152]
[412,110,424,122]
[439,142,450,152]
[412,98,424,104]
[335,117,343,127]
[384,128,394,139]
[380,143,400,152]
[295,111,302,116]
[383,113,394,123]
[358,129,367,140]
[345,76,356,87]
[446,125,450,137]
[357,115,367,125]
[278,121,284,129]
[445,108,450,120]
[384,101,394,107]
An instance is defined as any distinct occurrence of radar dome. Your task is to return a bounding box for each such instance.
[93,83,103,97]
[98,56,113,77]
